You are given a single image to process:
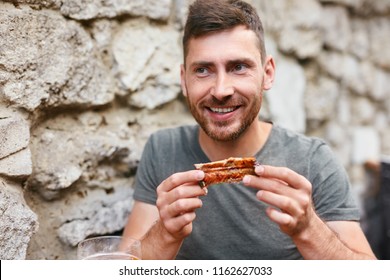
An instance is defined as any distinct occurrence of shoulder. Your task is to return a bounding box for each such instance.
[150,125,197,142]
[145,125,199,157]
[264,125,339,178]
[271,125,326,152]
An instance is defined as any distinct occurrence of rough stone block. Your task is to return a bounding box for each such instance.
[0,116,30,159]
[60,0,172,21]
[0,148,32,178]
[266,56,306,133]
[352,127,380,164]
[0,7,115,111]
[0,179,39,260]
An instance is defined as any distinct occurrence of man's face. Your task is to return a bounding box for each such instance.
[181,25,274,142]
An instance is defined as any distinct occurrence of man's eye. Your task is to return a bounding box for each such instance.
[233,64,247,72]
[195,67,209,76]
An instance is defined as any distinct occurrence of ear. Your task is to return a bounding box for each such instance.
[180,64,188,97]
[262,55,275,90]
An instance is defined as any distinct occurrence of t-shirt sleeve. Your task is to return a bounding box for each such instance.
[133,135,159,205]
[310,141,360,222]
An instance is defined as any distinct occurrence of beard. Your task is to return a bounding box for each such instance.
[185,91,263,142]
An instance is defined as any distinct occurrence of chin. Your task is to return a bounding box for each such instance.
[204,125,243,142]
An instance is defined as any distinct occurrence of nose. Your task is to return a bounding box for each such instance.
[210,72,234,100]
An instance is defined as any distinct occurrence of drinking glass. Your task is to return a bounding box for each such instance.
[77,236,141,260]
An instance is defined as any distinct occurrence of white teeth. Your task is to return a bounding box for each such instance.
[210,107,235,113]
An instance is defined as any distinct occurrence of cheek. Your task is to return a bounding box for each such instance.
[186,81,210,101]
[235,81,261,98]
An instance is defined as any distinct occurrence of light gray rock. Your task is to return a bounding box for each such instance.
[368,0,390,15]
[319,0,390,15]
[305,76,339,122]
[173,0,193,28]
[367,66,390,102]
[350,18,370,60]
[381,128,390,156]
[369,17,390,70]
[318,0,364,9]
[28,132,121,197]
[58,199,133,246]
[0,148,32,178]
[1,0,61,9]
[278,28,323,59]
[0,116,30,159]
[318,52,367,95]
[26,176,134,259]
[113,19,182,109]
[335,90,352,125]
[324,122,351,167]
[321,6,351,52]
[60,0,172,21]
[258,0,323,58]
[351,127,380,164]
[266,56,306,132]
[26,109,145,198]
[128,72,181,110]
[351,96,376,125]
[0,179,39,260]
[28,126,84,195]
[0,7,115,111]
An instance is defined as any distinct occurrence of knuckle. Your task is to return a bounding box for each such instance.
[296,208,306,219]
[164,220,176,233]
[169,174,181,187]
[280,167,291,178]
[174,187,185,198]
[156,198,162,209]
[156,192,167,209]
[183,212,196,224]
[174,200,186,212]
[306,182,313,192]
[300,195,311,208]
[156,184,165,196]
[281,197,292,210]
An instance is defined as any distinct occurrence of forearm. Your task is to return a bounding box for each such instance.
[140,220,183,260]
[293,216,375,260]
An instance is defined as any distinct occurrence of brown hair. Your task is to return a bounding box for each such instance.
[183,0,266,64]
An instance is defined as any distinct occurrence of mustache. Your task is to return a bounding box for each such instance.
[202,96,244,107]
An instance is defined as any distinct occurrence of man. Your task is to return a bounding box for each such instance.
[123,0,375,259]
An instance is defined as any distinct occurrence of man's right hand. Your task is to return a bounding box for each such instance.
[156,170,207,242]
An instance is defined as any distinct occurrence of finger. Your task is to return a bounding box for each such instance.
[265,207,293,226]
[157,184,207,211]
[257,190,301,217]
[167,197,203,218]
[255,165,310,191]
[164,212,196,234]
[171,185,208,201]
[244,175,293,196]
[160,170,205,192]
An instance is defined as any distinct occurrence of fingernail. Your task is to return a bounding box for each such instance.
[243,175,250,185]
[255,165,264,174]
[203,188,208,195]
[196,170,205,181]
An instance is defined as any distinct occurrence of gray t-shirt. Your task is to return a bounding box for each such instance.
[133,125,360,259]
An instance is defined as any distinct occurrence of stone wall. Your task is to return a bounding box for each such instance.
[0,0,389,259]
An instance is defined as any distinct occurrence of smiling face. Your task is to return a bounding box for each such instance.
[181,25,275,142]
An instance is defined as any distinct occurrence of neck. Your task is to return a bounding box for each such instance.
[198,120,272,161]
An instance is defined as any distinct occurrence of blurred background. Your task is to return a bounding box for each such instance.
[0,0,389,259]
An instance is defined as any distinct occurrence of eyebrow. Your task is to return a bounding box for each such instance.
[189,57,256,69]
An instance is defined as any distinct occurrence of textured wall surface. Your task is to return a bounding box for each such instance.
[0,0,389,259]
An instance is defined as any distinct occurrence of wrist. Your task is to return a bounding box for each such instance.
[140,219,183,260]
[155,219,184,245]
[292,213,323,245]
